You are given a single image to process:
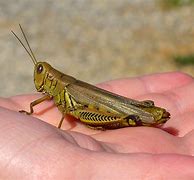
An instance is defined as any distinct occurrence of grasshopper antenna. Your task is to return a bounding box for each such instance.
[11,25,37,65]
[19,24,37,64]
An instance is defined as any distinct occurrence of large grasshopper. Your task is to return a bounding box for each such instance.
[11,25,170,130]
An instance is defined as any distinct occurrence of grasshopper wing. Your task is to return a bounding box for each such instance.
[66,80,156,124]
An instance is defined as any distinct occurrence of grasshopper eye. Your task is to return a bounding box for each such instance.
[37,64,43,74]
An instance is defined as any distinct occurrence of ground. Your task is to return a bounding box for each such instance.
[0,0,194,96]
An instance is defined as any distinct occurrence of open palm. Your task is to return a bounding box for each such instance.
[0,72,194,179]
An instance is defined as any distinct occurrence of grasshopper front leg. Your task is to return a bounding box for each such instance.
[20,95,51,115]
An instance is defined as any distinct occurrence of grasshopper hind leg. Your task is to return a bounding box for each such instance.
[71,108,142,130]
[86,125,106,131]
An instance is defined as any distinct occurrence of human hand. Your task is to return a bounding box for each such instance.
[0,72,194,179]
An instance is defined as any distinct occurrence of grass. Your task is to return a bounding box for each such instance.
[159,0,194,9]
[174,54,194,65]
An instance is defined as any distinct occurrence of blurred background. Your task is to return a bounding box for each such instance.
[0,0,194,97]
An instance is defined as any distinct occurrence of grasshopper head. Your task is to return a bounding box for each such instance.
[34,62,52,92]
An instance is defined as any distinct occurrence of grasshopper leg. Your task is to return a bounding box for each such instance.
[140,100,155,106]
[86,125,105,130]
[57,114,65,129]
[19,95,51,115]
[70,108,141,129]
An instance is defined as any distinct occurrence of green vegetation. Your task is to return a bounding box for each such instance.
[160,0,194,9]
[174,54,194,65]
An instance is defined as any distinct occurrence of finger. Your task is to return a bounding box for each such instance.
[183,130,194,155]
[166,112,194,137]
[89,153,194,179]
[140,72,193,93]
[97,72,193,98]
[94,127,184,154]
[170,81,194,114]
[149,80,194,116]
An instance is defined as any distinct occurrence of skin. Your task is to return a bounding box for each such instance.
[0,72,194,179]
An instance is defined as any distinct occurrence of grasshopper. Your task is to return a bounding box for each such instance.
[11,25,170,130]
